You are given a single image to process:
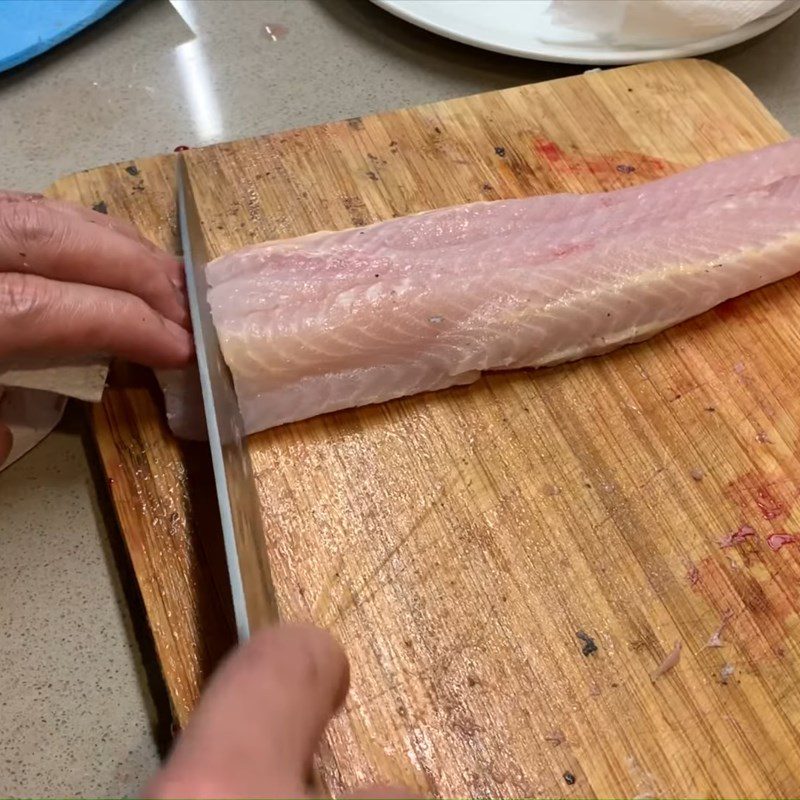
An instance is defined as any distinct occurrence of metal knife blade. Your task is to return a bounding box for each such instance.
[177,156,279,641]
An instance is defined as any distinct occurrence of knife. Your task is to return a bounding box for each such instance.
[177,156,279,641]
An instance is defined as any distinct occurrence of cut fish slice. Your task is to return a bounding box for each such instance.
[169,140,800,436]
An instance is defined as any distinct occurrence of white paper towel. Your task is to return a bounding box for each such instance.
[547,0,788,46]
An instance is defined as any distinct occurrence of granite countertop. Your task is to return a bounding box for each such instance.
[1,0,798,795]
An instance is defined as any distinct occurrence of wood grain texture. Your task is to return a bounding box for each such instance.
[48,60,800,798]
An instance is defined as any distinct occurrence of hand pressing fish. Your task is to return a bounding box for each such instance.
[163,140,800,437]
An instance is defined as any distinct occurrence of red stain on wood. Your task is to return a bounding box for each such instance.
[724,472,797,523]
[691,555,796,665]
[531,137,678,183]
[756,493,783,520]
[534,139,564,162]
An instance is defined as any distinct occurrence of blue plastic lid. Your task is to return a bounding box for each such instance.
[0,0,125,73]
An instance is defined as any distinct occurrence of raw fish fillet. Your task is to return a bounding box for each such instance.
[170,141,800,437]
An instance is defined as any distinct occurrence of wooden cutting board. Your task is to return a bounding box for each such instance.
[47,60,800,798]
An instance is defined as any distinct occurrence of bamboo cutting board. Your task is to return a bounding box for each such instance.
[48,60,800,798]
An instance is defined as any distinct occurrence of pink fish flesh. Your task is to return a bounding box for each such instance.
[166,140,800,436]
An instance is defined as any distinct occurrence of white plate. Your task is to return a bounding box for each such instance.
[371,0,800,64]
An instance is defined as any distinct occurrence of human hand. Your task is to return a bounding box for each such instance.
[0,191,191,366]
[0,191,193,464]
[144,625,411,799]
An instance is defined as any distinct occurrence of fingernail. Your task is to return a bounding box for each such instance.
[171,260,185,288]
[172,324,195,363]
[171,295,191,332]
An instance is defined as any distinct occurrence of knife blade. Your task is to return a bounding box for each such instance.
[177,156,279,641]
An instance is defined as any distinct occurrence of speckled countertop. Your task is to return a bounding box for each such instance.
[1,1,799,796]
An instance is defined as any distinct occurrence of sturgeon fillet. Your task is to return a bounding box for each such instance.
[172,141,800,436]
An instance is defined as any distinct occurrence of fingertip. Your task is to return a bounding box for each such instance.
[135,318,193,369]
[159,320,194,367]
[242,623,351,714]
[167,293,190,330]
[164,255,185,289]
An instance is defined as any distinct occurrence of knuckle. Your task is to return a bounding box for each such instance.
[0,199,65,250]
[0,273,50,320]
[143,269,173,305]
